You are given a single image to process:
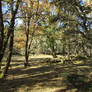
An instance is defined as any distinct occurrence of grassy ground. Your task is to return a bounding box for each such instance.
[0,54,92,92]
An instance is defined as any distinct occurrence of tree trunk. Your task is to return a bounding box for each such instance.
[24,20,30,67]
[3,30,14,78]
[24,34,29,67]
[0,0,20,67]
[68,41,71,59]
[0,0,4,50]
[0,1,4,69]
[62,42,66,55]
[51,45,57,58]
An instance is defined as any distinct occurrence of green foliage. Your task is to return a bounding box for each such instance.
[46,36,54,48]
[6,0,10,2]
[74,56,87,61]
[0,72,4,79]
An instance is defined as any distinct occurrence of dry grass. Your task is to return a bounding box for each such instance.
[0,55,92,92]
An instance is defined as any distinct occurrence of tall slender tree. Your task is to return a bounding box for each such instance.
[0,0,20,78]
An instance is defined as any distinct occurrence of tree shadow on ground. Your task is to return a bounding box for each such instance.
[56,73,92,92]
[1,58,92,92]
[0,63,61,92]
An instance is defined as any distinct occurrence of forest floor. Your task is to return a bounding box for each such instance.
[1,54,92,92]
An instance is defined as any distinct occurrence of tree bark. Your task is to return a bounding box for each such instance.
[3,30,14,78]
[62,42,66,55]
[0,0,20,77]
[68,42,71,59]
[0,0,20,65]
[0,0,4,50]
[0,1,4,69]
[51,43,57,58]
[24,19,30,67]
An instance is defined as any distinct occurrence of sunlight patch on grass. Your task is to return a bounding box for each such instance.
[74,60,83,64]
[29,87,64,92]
[30,71,54,78]
[22,65,44,71]
[51,77,63,80]
[11,74,29,79]
[78,66,90,68]
[30,54,53,59]
[0,72,4,79]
